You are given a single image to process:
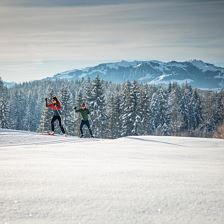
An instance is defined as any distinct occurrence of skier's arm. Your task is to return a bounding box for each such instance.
[74,107,81,113]
[87,109,90,114]
[45,99,54,109]
[45,98,48,107]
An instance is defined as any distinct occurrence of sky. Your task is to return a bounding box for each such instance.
[0,0,224,83]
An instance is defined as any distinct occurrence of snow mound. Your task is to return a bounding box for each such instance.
[0,129,224,224]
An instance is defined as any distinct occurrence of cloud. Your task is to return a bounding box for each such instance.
[1,0,224,7]
[0,0,224,82]
[0,0,151,7]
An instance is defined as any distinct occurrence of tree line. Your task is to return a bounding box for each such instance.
[0,76,224,138]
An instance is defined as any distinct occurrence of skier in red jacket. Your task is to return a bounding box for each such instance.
[45,96,66,135]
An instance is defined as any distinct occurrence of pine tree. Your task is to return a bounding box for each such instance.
[107,94,122,138]
[129,81,142,135]
[0,77,10,128]
[120,81,133,136]
[179,83,194,135]
[9,89,26,130]
[167,83,184,135]
[60,86,74,135]
[23,93,39,131]
[149,87,171,136]
[200,91,217,137]
[179,84,203,136]
[216,91,224,125]
[74,91,84,136]
[84,77,93,104]
[190,89,203,132]
[87,76,108,138]
[139,85,150,135]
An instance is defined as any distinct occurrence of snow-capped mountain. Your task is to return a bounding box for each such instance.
[51,60,224,89]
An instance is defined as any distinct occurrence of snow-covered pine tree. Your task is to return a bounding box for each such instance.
[179,84,203,136]
[106,94,115,138]
[205,92,224,136]
[0,77,10,128]
[0,77,3,90]
[9,89,26,130]
[87,76,108,138]
[179,83,194,135]
[84,77,93,104]
[189,89,203,134]
[216,90,224,125]
[214,90,224,138]
[74,91,84,136]
[200,91,217,137]
[149,87,171,136]
[107,94,122,138]
[83,78,95,137]
[213,91,224,138]
[60,86,74,135]
[120,81,133,137]
[139,85,150,135]
[23,93,39,131]
[167,83,184,135]
[129,81,142,135]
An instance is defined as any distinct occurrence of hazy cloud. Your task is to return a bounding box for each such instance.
[0,0,150,7]
[0,0,224,82]
[1,0,223,7]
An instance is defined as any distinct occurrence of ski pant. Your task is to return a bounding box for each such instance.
[80,120,93,136]
[51,115,65,134]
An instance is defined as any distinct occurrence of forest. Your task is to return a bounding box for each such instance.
[0,76,224,138]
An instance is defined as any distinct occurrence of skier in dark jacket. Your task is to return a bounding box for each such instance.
[74,103,93,138]
[45,96,66,135]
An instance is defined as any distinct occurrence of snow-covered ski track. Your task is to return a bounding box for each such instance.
[0,129,100,147]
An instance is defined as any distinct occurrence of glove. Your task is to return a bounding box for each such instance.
[74,107,77,110]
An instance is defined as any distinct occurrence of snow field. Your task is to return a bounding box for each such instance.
[0,130,224,224]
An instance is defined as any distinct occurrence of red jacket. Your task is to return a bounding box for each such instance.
[47,100,62,111]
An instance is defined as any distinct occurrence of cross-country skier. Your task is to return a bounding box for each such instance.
[45,96,66,135]
[74,102,93,138]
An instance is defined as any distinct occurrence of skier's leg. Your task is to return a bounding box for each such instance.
[86,120,93,137]
[58,116,65,134]
[80,120,84,136]
[51,116,57,132]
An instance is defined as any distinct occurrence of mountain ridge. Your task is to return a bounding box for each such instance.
[3,59,224,90]
[49,59,224,89]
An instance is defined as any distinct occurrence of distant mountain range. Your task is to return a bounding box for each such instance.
[50,59,224,89]
[4,60,224,90]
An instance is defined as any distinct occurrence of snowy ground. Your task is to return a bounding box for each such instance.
[0,129,224,224]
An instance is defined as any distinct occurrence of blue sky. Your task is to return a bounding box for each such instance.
[0,0,224,82]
